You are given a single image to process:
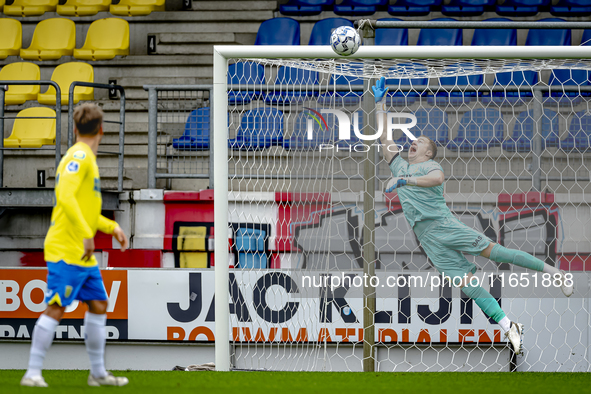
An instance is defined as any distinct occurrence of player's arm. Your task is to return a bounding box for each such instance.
[386,170,445,192]
[97,215,129,251]
[373,77,399,164]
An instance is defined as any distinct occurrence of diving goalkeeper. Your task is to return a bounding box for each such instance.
[373,77,573,355]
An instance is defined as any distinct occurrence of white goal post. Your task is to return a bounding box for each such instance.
[213,44,591,372]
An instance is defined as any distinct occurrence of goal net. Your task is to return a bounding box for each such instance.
[213,45,591,372]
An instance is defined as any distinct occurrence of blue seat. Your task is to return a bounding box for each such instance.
[172,107,210,151]
[428,63,483,106]
[416,18,463,46]
[545,69,590,105]
[229,108,283,150]
[385,65,428,107]
[235,228,267,269]
[280,0,334,16]
[375,18,408,46]
[482,69,539,106]
[561,110,591,151]
[394,108,449,147]
[228,62,265,105]
[284,111,338,150]
[502,110,560,152]
[582,28,591,46]
[497,0,551,16]
[318,62,364,106]
[471,18,517,46]
[442,0,496,16]
[526,18,571,46]
[448,109,504,151]
[388,0,442,16]
[334,0,388,16]
[265,67,319,105]
[255,18,300,45]
[309,18,354,45]
[551,0,591,16]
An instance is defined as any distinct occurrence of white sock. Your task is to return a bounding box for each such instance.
[84,312,108,378]
[25,314,59,378]
[499,316,511,332]
[542,264,561,276]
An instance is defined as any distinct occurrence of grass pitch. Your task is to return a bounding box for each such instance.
[2,370,589,394]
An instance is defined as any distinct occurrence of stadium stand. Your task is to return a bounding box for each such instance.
[375,18,408,45]
[283,111,336,150]
[227,62,265,105]
[255,18,300,45]
[37,62,94,106]
[319,62,364,106]
[308,18,354,45]
[229,107,283,150]
[441,0,496,16]
[394,108,449,146]
[545,69,590,105]
[3,0,57,16]
[0,0,4,11]
[502,110,560,152]
[388,0,442,16]
[172,107,211,151]
[583,28,591,46]
[483,69,539,106]
[333,0,388,16]
[561,110,591,151]
[265,66,319,105]
[57,0,111,16]
[280,0,335,16]
[74,18,130,61]
[0,62,40,105]
[0,19,22,60]
[525,17,571,45]
[110,0,165,16]
[448,108,504,151]
[416,17,463,46]
[428,63,483,106]
[20,18,75,61]
[471,18,517,46]
[551,0,591,16]
[3,107,56,148]
[496,0,551,16]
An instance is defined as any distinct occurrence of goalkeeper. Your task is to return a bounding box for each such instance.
[373,77,573,355]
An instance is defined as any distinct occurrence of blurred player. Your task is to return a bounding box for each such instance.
[21,104,129,387]
[372,77,573,355]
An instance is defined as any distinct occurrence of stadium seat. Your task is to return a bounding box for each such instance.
[375,18,408,45]
[318,62,364,106]
[0,62,40,106]
[255,18,300,45]
[227,62,265,105]
[110,0,165,16]
[385,63,428,106]
[57,0,110,16]
[172,107,211,151]
[309,18,354,45]
[394,108,449,147]
[483,69,539,106]
[416,18,463,46]
[37,62,94,106]
[544,69,590,105]
[74,18,130,61]
[442,0,496,16]
[448,109,504,151]
[229,108,283,150]
[3,107,56,148]
[560,110,591,151]
[0,19,22,60]
[388,0,442,16]
[496,0,551,16]
[280,0,334,16]
[20,18,75,61]
[0,0,3,11]
[551,0,591,16]
[582,28,591,46]
[428,63,483,106]
[334,0,388,16]
[3,0,57,16]
[265,66,319,105]
[525,18,571,46]
[284,111,337,150]
[235,228,267,269]
[471,18,517,46]
[502,110,560,152]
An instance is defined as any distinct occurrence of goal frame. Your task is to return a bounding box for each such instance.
[212,44,591,372]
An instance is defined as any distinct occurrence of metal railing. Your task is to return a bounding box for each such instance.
[0,81,62,188]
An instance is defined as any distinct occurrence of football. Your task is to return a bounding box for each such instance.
[330,26,361,56]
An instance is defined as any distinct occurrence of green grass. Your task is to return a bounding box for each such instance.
[3,370,589,394]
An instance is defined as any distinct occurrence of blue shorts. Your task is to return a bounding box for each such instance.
[45,260,108,307]
[414,216,492,284]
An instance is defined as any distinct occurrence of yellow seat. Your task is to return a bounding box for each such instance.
[0,19,22,60]
[20,18,75,61]
[38,62,94,106]
[109,0,164,16]
[4,107,56,148]
[57,0,110,16]
[0,0,5,12]
[4,0,58,16]
[74,18,129,61]
[0,62,40,105]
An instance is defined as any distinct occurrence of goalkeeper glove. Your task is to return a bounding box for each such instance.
[372,76,389,113]
[385,177,417,193]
